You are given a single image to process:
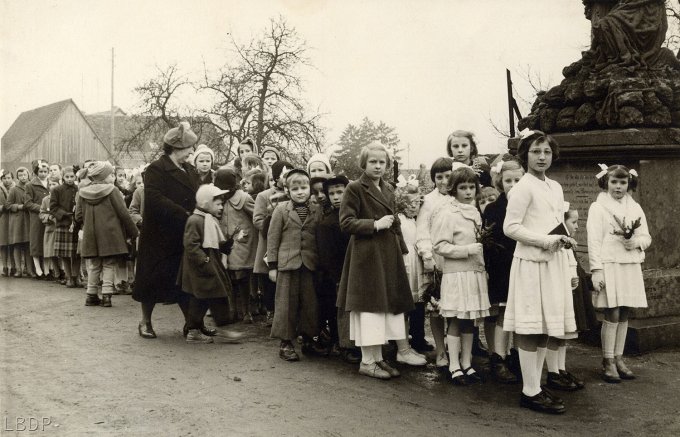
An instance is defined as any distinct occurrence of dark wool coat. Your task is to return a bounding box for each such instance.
[50,183,78,227]
[133,155,199,304]
[336,173,413,314]
[0,185,10,246]
[75,184,139,258]
[25,177,50,257]
[316,208,350,294]
[7,183,30,244]
[482,192,516,305]
[178,213,234,300]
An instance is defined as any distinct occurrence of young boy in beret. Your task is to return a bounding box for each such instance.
[267,169,319,361]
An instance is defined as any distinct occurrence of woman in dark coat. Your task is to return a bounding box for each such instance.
[0,169,14,276]
[337,142,426,380]
[24,161,50,277]
[132,122,200,339]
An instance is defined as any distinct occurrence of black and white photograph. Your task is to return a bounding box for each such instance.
[1,0,680,435]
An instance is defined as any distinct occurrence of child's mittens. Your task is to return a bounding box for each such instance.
[219,238,234,255]
[374,215,395,231]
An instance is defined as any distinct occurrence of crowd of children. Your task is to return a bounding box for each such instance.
[0,124,652,415]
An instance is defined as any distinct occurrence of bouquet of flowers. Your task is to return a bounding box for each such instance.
[612,215,641,240]
[475,223,504,252]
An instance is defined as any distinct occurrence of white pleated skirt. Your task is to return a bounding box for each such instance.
[439,271,490,320]
[349,311,406,347]
[503,250,576,337]
[594,262,647,309]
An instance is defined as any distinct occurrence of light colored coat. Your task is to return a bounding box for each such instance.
[431,197,485,274]
[221,190,257,270]
[267,200,318,272]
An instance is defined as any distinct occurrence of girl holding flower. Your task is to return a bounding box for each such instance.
[587,164,651,383]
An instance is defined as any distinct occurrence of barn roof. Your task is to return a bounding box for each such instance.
[1,99,74,162]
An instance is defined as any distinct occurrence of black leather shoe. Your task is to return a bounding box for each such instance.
[411,340,435,353]
[100,295,112,307]
[463,367,483,384]
[138,321,157,339]
[342,348,362,364]
[546,372,578,391]
[560,370,585,389]
[85,294,101,306]
[279,343,300,361]
[520,391,566,414]
[540,386,564,405]
[450,369,468,386]
[490,353,519,384]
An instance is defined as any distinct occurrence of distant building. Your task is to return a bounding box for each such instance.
[1,99,112,172]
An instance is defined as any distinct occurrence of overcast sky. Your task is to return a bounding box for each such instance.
[0,0,591,167]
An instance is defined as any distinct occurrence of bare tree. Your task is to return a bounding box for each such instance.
[200,16,325,165]
[666,0,680,52]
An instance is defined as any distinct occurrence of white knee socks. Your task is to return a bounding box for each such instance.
[536,346,547,382]
[494,326,508,359]
[601,320,618,359]
[558,345,567,371]
[518,348,540,397]
[614,321,628,357]
[460,333,473,369]
[447,335,461,372]
[361,345,378,365]
[545,348,560,373]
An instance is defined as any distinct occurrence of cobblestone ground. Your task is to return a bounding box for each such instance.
[1,276,679,436]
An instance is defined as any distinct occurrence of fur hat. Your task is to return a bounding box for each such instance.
[306,153,332,175]
[214,168,240,193]
[163,121,198,149]
[195,184,229,209]
[88,161,115,182]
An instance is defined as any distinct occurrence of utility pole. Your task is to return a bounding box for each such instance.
[110,47,115,153]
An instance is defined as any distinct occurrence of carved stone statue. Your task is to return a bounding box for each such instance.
[519,0,680,132]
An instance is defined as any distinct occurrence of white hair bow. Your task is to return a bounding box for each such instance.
[396,174,419,189]
[451,162,473,172]
[491,161,504,175]
[595,163,608,179]
[518,128,535,139]
[629,169,638,177]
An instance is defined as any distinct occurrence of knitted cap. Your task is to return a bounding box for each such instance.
[260,146,280,160]
[163,121,198,149]
[193,144,215,165]
[271,160,294,182]
[88,161,115,181]
[195,184,229,209]
[306,153,332,174]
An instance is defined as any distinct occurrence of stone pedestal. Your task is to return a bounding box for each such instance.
[509,128,680,353]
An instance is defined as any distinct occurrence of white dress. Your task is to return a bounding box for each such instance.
[587,192,650,309]
[400,214,425,303]
[502,173,576,336]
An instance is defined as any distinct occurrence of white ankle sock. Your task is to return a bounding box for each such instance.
[494,326,507,359]
[460,333,473,369]
[518,348,540,397]
[361,346,375,365]
[447,335,461,372]
[545,348,560,373]
[373,345,383,363]
[558,345,567,371]
[614,321,628,357]
[601,320,618,359]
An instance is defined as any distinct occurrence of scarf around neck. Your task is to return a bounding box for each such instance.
[193,209,226,250]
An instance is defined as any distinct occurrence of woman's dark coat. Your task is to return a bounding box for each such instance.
[24,177,49,257]
[133,155,199,304]
[337,173,414,314]
[7,183,30,244]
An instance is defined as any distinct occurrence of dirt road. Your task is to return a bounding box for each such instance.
[1,276,679,436]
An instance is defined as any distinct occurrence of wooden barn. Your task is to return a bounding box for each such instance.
[1,99,112,172]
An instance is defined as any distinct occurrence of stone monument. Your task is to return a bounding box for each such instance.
[510,0,680,353]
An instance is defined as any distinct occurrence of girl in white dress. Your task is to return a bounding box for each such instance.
[431,163,490,385]
[587,164,650,383]
[503,130,576,414]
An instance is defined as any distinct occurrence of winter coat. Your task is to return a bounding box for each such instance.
[482,193,516,305]
[0,185,10,246]
[336,173,414,314]
[75,183,138,258]
[220,190,257,270]
[178,213,233,299]
[128,187,144,227]
[25,177,49,256]
[252,187,285,274]
[316,208,350,296]
[7,183,30,244]
[50,183,78,228]
[133,155,199,304]
[431,197,485,274]
[267,200,318,272]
